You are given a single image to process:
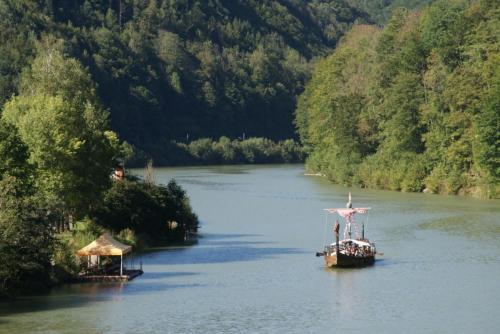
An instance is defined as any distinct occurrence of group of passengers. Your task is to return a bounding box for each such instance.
[340,242,373,257]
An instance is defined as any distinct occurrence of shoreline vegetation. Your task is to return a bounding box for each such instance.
[296,0,500,199]
[0,45,198,298]
[128,137,305,167]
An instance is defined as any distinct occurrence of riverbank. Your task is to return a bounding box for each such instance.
[0,175,198,299]
[2,165,498,333]
[303,164,498,200]
[127,137,305,167]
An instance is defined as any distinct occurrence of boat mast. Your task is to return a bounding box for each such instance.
[334,220,340,254]
[346,192,352,239]
[324,193,370,240]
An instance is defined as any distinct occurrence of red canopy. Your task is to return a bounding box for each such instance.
[324,208,370,219]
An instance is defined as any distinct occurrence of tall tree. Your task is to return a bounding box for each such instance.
[0,120,54,297]
[2,39,122,219]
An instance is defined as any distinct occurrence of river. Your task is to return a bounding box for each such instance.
[1,165,499,333]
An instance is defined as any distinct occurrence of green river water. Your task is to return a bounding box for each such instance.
[1,165,499,333]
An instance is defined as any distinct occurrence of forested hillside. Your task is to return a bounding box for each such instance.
[0,0,371,161]
[346,0,433,23]
[296,0,499,198]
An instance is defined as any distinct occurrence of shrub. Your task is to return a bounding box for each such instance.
[91,179,198,245]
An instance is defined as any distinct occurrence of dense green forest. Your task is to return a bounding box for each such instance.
[296,0,500,199]
[346,0,434,23]
[0,43,197,297]
[0,0,374,162]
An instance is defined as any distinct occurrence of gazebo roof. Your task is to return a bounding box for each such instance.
[76,233,132,256]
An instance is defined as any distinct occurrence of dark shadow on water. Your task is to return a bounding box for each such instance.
[143,244,304,265]
[141,234,261,254]
[0,272,200,317]
[140,271,199,280]
[141,232,305,265]
[0,233,301,317]
[0,287,111,317]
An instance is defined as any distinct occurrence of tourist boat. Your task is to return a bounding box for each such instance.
[316,193,377,268]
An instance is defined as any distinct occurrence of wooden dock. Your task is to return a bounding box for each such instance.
[78,269,144,282]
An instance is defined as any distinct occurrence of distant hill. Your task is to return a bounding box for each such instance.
[0,0,371,161]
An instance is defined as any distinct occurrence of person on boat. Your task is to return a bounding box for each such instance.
[346,192,352,208]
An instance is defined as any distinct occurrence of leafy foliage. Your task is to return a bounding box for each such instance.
[296,1,500,198]
[0,35,200,296]
[133,137,305,166]
[2,44,122,217]
[91,178,198,244]
[0,121,32,183]
[0,125,54,297]
[0,0,372,162]
[0,193,54,297]
[347,0,434,23]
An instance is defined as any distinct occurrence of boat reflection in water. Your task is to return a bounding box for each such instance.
[317,193,376,268]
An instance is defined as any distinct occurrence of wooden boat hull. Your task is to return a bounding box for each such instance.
[325,252,375,268]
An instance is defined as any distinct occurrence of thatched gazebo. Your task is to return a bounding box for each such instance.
[76,233,132,277]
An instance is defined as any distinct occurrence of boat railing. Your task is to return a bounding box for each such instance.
[324,244,348,255]
[324,243,375,257]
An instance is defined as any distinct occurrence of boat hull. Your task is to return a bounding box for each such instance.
[325,252,375,268]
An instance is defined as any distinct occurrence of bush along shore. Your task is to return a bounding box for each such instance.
[0,45,198,298]
[128,137,306,167]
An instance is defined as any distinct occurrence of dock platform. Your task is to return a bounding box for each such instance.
[77,269,144,282]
